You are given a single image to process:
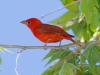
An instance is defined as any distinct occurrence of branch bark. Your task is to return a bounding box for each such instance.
[0,43,76,49]
[0,41,95,50]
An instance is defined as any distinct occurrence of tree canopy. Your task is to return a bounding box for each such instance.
[42,0,100,75]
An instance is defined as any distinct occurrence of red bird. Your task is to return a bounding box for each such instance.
[20,18,81,47]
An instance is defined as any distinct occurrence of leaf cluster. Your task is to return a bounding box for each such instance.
[42,0,100,75]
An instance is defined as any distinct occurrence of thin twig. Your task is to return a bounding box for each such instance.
[40,0,80,18]
[15,49,25,75]
[75,45,86,54]
[15,53,20,75]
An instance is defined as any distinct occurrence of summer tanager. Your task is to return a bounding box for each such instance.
[20,18,81,47]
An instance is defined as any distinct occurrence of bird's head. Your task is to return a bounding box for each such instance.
[20,18,42,29]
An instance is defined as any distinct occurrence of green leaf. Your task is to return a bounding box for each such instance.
[58,49,71,60]
[61,0,79,11]
[44,48,77,66]
[51,11,78,30]
[59,62,80,75]
[96,0,100,9]
[0,47,4,53]
[90,7,100,31]
[79,0,100,32]
[71,20,85,40]
[42,64,62,75]
[82,25,93,41]
[61,0,73,5]
[82,64,90,71]
[79,0,95,24]
[42,50,56,60]
[84,71,92,75]
[45,50,64,66]
[4,48,13,54]
[80,54,86,65]
[58,49,78,64]
[72,21,93,42]
[78,12,85,23]
[0,47,13,54]
[83,43,100,75]
[51,0,79,30]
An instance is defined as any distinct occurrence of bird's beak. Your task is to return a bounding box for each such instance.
[20,20,27,25]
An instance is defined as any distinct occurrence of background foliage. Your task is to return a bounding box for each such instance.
[42,0,100,75]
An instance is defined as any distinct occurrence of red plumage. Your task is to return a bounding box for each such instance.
[20,18,81,47]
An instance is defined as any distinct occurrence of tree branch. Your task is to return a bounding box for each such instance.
[40,0,80,18]
[0,41,95,50]
[0,43,76,50]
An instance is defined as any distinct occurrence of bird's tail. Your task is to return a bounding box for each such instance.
[68,34,75,38]
[71,39,81,47]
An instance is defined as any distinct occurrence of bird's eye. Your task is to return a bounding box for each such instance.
[27,21,31,24]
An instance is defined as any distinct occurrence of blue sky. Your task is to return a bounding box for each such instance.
[0,0,70,75]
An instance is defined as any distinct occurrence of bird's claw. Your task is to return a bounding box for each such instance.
[44,44,48,50]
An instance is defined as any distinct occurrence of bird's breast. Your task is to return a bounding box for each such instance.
[34,31,63,43]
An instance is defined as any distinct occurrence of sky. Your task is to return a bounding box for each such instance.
[0,0,70,75]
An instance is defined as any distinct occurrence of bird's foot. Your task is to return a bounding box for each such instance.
[59,40,63,50]
[44,44,48,50]
[59,43,63,50]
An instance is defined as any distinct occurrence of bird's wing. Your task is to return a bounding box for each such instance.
[36,24,61,34]
[36,24,74,37]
